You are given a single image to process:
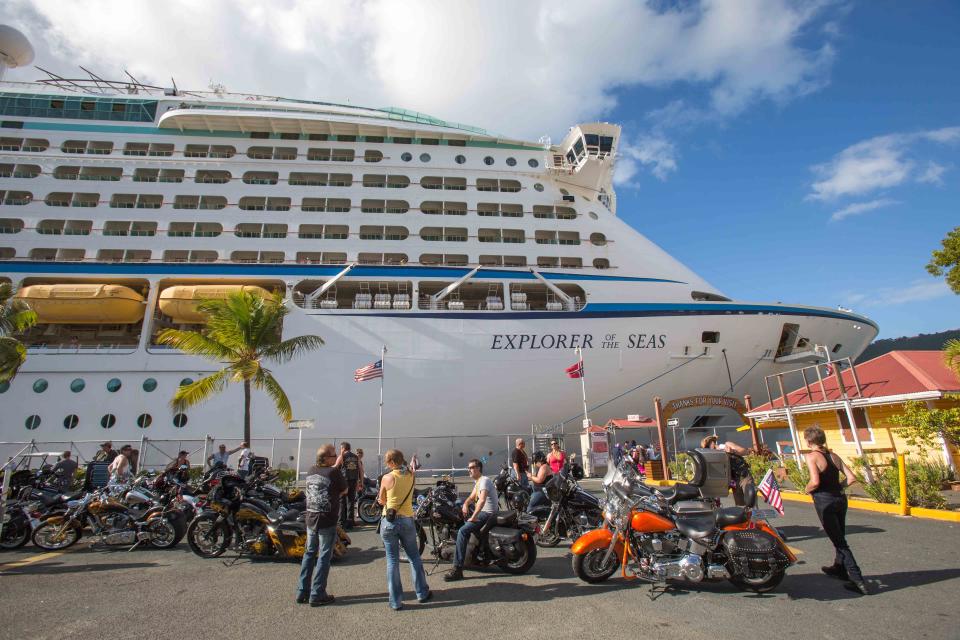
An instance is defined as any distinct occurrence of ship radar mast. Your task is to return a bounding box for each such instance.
[0,25,35,81]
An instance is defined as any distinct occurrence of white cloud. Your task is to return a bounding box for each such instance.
[614,135,678,186]
[5,0,841,142]
[846,279,952,307]
[809,127,960,201]
[829,197,898,222]
[917,161,947,185]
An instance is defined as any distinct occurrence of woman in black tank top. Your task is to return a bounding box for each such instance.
[803,425,869,595]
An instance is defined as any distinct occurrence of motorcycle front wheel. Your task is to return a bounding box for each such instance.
[729,568,785,593]
[0,522,30,550]
[357,498,381,524]
[572,548,618,584]
[31,521,81,551]
[499,536,537,575]
[146,517,179,549]
[186,514,230,558]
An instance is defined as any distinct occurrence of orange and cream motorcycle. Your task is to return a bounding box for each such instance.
[571,448,796,593]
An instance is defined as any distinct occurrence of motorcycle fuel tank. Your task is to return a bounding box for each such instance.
[631,511,674,533]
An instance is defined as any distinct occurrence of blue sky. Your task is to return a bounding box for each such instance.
[7,0,959,339]
[606,2,960,339]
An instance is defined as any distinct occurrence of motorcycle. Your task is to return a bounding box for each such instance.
[570,447,796,593]
[1,485,74,550]
[186,473,350,561]
[494,466,530,511]
[31,488,184,551]
[530,464,603,547]
[356,479,382,525]
[414,479,539,575]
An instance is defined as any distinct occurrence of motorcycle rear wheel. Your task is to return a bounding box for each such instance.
[146,518,179,549]
[31,521,80,551]
[572,548,618,584]
[499,537,537,575]
[357,498,381,524]
[0,523,30,550]
[186,515,230,558]
[728,568,785,593]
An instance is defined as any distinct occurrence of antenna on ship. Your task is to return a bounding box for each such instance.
[0,24,35,81]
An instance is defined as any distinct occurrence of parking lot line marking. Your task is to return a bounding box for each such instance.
[0,551,65,572]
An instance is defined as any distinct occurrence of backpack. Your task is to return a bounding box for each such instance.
[342,452,360,481]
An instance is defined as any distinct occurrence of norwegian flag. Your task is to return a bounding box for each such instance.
[354,360,383,382]
[758,469,784,515]
[565,359,584,379]
[823,363,834,376]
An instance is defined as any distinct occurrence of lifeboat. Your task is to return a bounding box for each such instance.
[16,284,146,324]
[158,285,272,323]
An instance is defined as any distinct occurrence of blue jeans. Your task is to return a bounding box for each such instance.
[527,488,549,513]
[380,516,430,609]
[455,511,492,568]
[298,525,336,600]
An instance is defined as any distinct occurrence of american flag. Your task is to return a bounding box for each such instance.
[758,469,784,515]
[565,359,584,379]
[354,360,383,382]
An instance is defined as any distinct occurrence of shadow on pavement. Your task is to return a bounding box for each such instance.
[337,579,626,608]
[784,568,960,600]
[778,524,885,543]
[1,561,159,575]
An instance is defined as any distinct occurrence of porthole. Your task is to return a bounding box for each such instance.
[173,413,188,428]
[588,211,598,220]
[63,414,79,430]
[424,452,431,459]
[419,153,431,162]
[143,378,157,392]
[401,152,412,162]
[179,377,194,387]
[33,379,48,393]
[533,183,544,192]
[101,414,116,429]
[106,378,122,392]
[455,155,466,165]
[0,381,9,393]
[483,156,494,166]
[590,232,607,247]
[458,452,464,457]
[70,378,85,393]
[137,413,153,429]
[528,158,539,168]
[506,157,516,166]
[25,415,40,430]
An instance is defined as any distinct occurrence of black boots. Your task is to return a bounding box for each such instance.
[443,567,464,582]
[821,564,848,580]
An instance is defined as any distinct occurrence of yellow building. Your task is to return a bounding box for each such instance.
[746,351,959,471]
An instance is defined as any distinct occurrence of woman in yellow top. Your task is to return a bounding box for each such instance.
[377,449,431,610]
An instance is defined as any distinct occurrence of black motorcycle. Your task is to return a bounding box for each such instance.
[414,479,538,575]
[494,466,530,511]
[529,464,602,547]
[356,478,382,524]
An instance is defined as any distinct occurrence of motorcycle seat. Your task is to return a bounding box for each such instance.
[656,483,701,504]
[674,513,716,540]
[493,510,518,527]
[715,506,748,528]
[267,509,300,524]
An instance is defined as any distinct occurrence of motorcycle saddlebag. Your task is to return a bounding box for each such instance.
[722,530,790,579]
[487,526,524,561]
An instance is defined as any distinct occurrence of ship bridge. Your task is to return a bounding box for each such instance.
[547,123,619,214]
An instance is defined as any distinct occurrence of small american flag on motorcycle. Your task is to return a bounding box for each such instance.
[758,469,784,515]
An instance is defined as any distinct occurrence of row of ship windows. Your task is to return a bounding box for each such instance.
[22,413,186,430]
[0,220,605,244]
[0,138,541,167]
[0,376,191,394]
[0,166,540,193]
[0,194,581,216]
[0,248,611,269]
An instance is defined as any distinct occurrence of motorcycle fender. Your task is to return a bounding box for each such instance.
[42,515,66,525]
[570,528,623,557]
[722,521,797,563]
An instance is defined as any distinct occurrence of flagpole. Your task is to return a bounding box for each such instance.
[377,344,385,476]
[578,346,590,427]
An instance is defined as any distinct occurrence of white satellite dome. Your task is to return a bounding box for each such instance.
[0,25,35,75]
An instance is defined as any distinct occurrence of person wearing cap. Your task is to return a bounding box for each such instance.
[93,441,118,463]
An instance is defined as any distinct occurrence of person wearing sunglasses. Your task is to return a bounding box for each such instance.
[444,458,498,582]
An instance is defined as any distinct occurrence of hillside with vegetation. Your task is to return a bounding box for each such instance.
[859,328,960,362]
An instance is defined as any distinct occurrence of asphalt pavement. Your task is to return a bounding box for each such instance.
[1,498,958,640]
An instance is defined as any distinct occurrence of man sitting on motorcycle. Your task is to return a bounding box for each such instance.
[444,458,499,582]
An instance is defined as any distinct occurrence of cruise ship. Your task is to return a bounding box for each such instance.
[0,28,878,468]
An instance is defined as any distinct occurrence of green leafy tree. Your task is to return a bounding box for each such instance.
[889,398,960,455]
[926,225,960,294]
[156,291,324,442]
[944,339,960,380]
[0,282,38,382]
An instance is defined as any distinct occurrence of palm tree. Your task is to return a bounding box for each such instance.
[945,339,960,380]
[156,290,324,442]
[0,282,38,383]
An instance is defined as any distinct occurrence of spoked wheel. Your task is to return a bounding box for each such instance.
[0,523,30,550]
[357,498,381,524]
[146,517,179,549]
[535,520,562,548]
[31,521,81,551]
[572,548,618,584]
[729,568,785,593]
[186,514,230,558]
[500,537,537,575]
